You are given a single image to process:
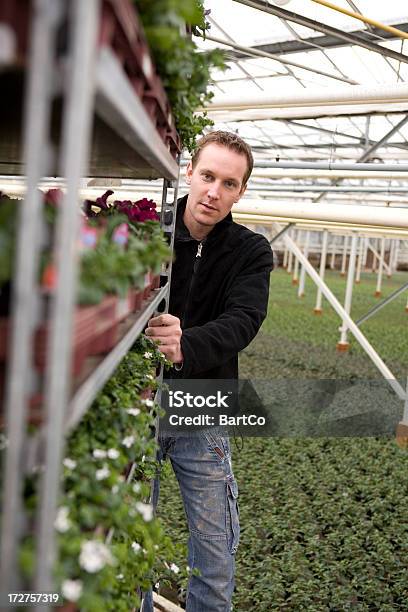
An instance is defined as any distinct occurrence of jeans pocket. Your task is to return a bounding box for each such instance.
[226,478,240,554]
[204,432,230,461]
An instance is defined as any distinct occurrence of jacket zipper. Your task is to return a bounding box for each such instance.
[181,241,203,327]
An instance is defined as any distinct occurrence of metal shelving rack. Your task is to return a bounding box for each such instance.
[0,0,179,605]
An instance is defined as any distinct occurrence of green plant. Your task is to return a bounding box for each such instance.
[135,0,226,152]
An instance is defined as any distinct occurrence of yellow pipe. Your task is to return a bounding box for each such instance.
[311,0,408,41]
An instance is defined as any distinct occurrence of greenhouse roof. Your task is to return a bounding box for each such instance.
[196,0,408,175]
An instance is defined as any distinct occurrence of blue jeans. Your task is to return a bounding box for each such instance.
[142,431,240,612]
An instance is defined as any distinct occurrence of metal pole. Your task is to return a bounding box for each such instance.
[393,240,400,272]
[330,235,336,270]
[314,229,328,313]
[338,232,358,349]
[298,231,310,297]
[276,222,406,400]
[283,245,289,268]
[292,230,300,285]
[355,235,364,283]
[340,235,349,276]
[287,232,294,273]
[34,0,100,600]
[363,236,368,269]
[375,237,386,297]
[387,240,394,278]
[0,0,60,595]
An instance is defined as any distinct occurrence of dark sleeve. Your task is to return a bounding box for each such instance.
[180,239,273,377]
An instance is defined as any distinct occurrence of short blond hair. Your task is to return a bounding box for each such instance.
[191,131,253,187]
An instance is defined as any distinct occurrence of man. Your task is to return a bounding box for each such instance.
[144,131,273,611]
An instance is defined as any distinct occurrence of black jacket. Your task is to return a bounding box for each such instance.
[169,195,274,380]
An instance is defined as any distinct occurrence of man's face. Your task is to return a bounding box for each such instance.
[185,143,248,231]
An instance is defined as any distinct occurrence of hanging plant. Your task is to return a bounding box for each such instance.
[134,0,226,152]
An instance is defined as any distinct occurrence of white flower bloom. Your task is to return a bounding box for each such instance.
[116,573,124,580]
[79,540,113,573]
[122,435,135,448]
[135,502,153,522]
[132,483,141,493]
[143,351,153,359]
[54,507,71,533]
[127,407,141,416]
[62,579,82,602]
[155,582,160,590]
[142,398,154,408]
[95,465,110,481]
[143,548,148,555]
[170,563,180,574]
[132,542,141,553]
[93,449,107,459]
[107,448,119,460]
[186,565,191,572]
[111,485,119,494]
[63,458,77,470]
[145,374,154,380]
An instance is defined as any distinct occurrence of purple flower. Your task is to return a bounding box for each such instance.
[44,188,64,206]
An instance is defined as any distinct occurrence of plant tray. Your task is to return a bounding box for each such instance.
[34,303,99,376]
[89,294,119,355]
[99,0,181,158]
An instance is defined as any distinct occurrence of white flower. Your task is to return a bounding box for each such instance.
[122,435,135,448]
[79,540,113,573]
[132,542,141,553]
[93,449,107,459]
[116,573,124,580]
[170,563,180,574]
[186,565,191,572]
[132,483,141,493]
[127,408,141,417]
[111,485,119,494]
[145,374,154,380]
[143,351,153,359]
[95,465,110,481]
[62,579,82,602]
[55,507,71,533]
[155,582,160,590]
[107,448,119,460]
[142,398,154,408]
[63,458,76,470]
[135,502,153,522]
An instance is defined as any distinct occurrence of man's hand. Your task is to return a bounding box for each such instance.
[145,314,183,365]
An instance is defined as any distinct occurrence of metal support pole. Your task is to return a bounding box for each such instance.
[298,231,310,297]
[314,229,328,313]
[34,0,100,601]
[0,0,60,595]
[375,237,386,297]
[387,240,394,278]
[287,231,294,273]
[330,234,337,270]
[337,232,358,350]
[355,235,364,283]
[356,281,408,326]
[363,236,368,269]
[340,235,349,276]
[275,222,405,401]
[283,245,289,268]
[292,230,300,285]
[393,240,400,272]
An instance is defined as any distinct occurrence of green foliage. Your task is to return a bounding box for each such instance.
[135,0,226,152]
[77,218,170,305]
[50,337,182,609]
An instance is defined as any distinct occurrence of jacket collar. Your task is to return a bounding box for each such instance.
[176,194,233,243]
